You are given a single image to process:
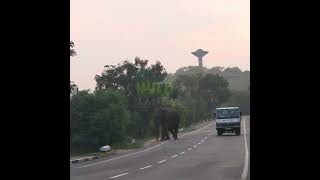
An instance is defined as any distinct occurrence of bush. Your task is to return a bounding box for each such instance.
[70,89,130,153]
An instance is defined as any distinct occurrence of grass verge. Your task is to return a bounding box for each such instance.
[70,139,146,159]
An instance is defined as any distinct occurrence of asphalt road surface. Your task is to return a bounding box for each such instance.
[70,116,250,180]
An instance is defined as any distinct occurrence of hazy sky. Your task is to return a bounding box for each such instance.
[71,0,250,90]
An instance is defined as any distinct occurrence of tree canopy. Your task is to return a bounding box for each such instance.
[70,41,77,57]
[70,58,249,154]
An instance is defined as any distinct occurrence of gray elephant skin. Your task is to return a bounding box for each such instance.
[154,107,180,141]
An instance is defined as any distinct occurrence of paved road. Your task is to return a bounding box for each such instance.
[246,116,250,180]
[70,116,250,180]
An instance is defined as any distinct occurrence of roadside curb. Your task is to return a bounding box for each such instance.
[70,156,99,164]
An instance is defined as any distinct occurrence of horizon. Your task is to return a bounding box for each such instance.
[71,0,250,90]
[72,63,250,91]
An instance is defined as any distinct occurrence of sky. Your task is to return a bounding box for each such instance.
[71,0,250,90]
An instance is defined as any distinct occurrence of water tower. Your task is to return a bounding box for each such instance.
[191,49,208,68]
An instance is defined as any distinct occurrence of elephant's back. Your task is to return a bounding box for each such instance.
[159,107,180,120]
[166,111,179,129]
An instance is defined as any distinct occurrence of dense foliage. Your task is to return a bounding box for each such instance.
[70,90,129,153]
[70,58,249,153]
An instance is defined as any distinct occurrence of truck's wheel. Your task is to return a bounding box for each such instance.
[217,130,222,136]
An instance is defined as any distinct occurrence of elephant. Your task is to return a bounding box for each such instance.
[154,107,180,142]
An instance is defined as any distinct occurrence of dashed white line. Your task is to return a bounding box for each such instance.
[201,140,204,142]
[180,151,185,154]
[157,159,167,164]
[78,122,215,169]
[170,155,178,158]
[193,145,197,148]
[187,148,192,151]
[180,122,214,137]
[77,141,167,168]
[198,142,201,145]
[109,173,128,179]
[139,165,152,170]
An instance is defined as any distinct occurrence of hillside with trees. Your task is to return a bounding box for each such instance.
[70,59,250,154]
[165,66,250,91]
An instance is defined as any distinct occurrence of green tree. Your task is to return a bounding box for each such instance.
[175,66,250,91]
[222,90,250,115]
[198,74,230,106]
[94,57,168,139]
[70,89,130,153]
[70,41,77,57]
[70,41,78,94]
[95,57,166,91]
[94,57,167,110]
[70,81,78,95]
[173,74,206,124]
[172,73,230,125]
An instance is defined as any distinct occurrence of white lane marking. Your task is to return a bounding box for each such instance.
[180,122,214,137]
[170,155,178,158]
[241,119,249,179]
[139,165,152,170]
[193,145,197,148]
[77,122,215,169]
[187,148,192,151]
[198,142,201,145]
[157,159,167,164]
[110,173,128,179]
[180,151,185,154]
[77,141,167,168]
[201,140,204,142]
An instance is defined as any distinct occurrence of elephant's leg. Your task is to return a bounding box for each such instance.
[174,126,179,139]
[170,127,176,140]
[162,120,170,140]
[175,113,180,140]
[160,126,166,141]
[172,130,176,140]
[165,128,170,140]
[156,126,159,142]
[169,128,175,139]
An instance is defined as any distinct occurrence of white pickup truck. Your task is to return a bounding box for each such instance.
[214,107,242,136]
